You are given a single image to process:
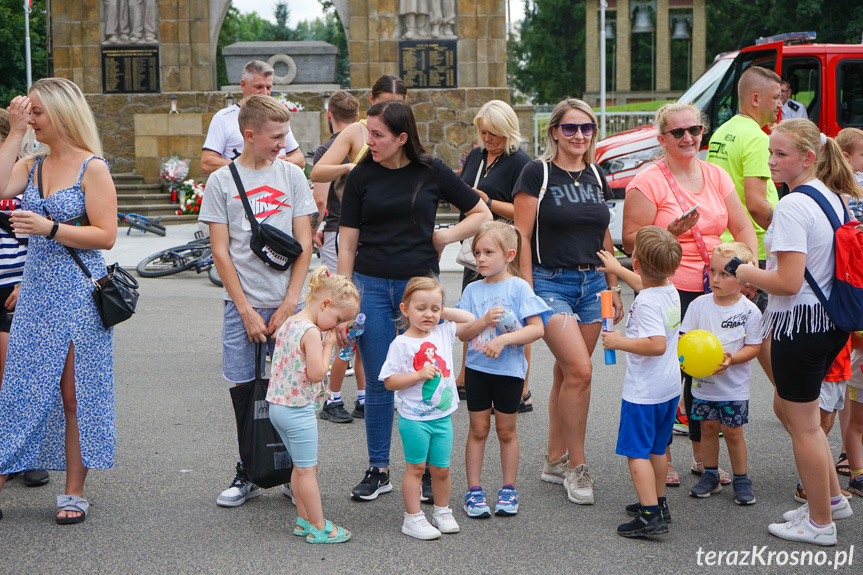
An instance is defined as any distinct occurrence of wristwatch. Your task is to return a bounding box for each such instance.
[607,286,622,293]
[486,198,493,209]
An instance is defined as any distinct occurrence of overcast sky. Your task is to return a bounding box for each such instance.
[231,0,525,27]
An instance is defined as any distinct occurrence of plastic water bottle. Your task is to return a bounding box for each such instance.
[338,313,365,362]
[497,309,522,334]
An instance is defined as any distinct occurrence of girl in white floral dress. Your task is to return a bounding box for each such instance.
[268,266,360,543]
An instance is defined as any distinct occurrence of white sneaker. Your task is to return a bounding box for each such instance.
[782,497,853,522]
[402,511,442,540]
[216,464,262,508]
[540,453,569,485]
[432,506,460,534]
[563,464,595,505]
[768,513,837,546]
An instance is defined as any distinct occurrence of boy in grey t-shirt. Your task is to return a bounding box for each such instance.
[199,95,316,508]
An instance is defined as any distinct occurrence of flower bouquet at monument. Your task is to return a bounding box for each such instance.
[176,180,205,215]
[160,156,190,203]
[275,93,305,112]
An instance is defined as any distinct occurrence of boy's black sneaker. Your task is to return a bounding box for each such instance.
[351,467,393,501]
[617,510,669,538]
[624,500,671,523]
[351,401,364,419]
[420,466,434,504]
[320,400,353,423]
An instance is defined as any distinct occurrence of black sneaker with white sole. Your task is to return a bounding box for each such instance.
[351,466,393,501]
[320,400,353,423]
[617,509,669,538]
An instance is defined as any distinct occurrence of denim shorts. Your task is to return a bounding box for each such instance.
[690,399,749,427]
[531,265,606,323]
[221,300,277,384]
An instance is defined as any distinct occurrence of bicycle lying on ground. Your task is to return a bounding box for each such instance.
[119,212,166,236]
[136,234,222,286]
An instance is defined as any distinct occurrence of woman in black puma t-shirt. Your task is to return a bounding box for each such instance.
[513,98,622,505]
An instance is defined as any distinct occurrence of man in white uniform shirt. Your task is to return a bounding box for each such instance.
[780,80,808,120]
[201,60,305,174]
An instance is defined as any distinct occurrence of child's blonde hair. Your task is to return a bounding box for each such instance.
[398,276,445,330]
[238,94,292,134]
[712,242,756,266]
[836,128,863,156]
[304,266,360,308]
[472,221,521,278]
[633,225,682,281]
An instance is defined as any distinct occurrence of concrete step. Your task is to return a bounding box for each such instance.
[117,193,174,205]
[116,204,192,217]
[115,183,164,195]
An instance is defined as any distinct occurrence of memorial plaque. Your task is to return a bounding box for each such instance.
[101,46,160,94]
[399,40,457,89]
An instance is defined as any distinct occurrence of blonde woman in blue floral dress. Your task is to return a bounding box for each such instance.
[0,78,117,524]
[268,266,359,542]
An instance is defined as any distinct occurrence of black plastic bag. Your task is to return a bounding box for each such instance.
[230,344,293,488]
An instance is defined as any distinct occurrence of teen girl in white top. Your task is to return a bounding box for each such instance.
[736,119,862,546]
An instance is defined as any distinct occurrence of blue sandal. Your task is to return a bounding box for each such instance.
[305,519,351,544]
[294,517,311,536]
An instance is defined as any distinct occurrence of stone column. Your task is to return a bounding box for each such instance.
[655,0,670,91]
[691,0,706,82]
[616,0,631,93]
[585,0,599,94]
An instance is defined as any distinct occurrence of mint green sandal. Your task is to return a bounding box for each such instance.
[294,517,311,536]
[305,519,351,544]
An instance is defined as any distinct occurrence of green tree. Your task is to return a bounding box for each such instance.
[272,1,295,42]
[510,0,586,104]
[0,0,47,105]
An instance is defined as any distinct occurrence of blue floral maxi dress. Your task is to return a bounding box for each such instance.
[0,156,115,473]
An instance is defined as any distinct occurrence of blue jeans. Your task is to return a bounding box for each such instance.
[354,272,410,467]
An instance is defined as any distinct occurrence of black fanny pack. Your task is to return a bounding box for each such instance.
[229,162,303,271]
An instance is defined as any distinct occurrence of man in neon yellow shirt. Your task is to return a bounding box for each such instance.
[707,66,783,269]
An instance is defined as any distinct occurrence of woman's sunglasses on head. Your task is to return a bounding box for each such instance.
[555,122,597,138]
[663,125,705,139]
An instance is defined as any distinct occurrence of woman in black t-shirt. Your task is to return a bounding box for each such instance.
[455,100,530,404]
[338,100,491,501]
[513,98,623,505]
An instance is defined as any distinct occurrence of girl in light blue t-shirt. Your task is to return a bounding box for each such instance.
[456,222,551,518]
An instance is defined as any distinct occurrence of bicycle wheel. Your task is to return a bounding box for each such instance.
[208,263,223,287]
[136,246,211,277]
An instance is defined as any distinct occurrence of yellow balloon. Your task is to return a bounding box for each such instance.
[678,330,724,378]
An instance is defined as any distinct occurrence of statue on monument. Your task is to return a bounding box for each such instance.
[103,0,159,45]
[399,0,455,39]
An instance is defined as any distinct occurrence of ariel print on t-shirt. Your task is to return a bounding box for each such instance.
[412,342,454,413]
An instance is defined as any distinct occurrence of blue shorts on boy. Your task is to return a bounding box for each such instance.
[679,294,762,402]
[617,284,681,459]
[456,276,551,379]
[616,397,679,458]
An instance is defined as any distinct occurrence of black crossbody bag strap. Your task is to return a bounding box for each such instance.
[228,162,260,231]
[37,160,96,285]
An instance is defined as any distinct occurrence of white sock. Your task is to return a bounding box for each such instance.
[357,390,366,405]
[327,391,341,405]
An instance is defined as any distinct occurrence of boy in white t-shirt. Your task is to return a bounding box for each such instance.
[679,242,762,505]
[598,226,683,538]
